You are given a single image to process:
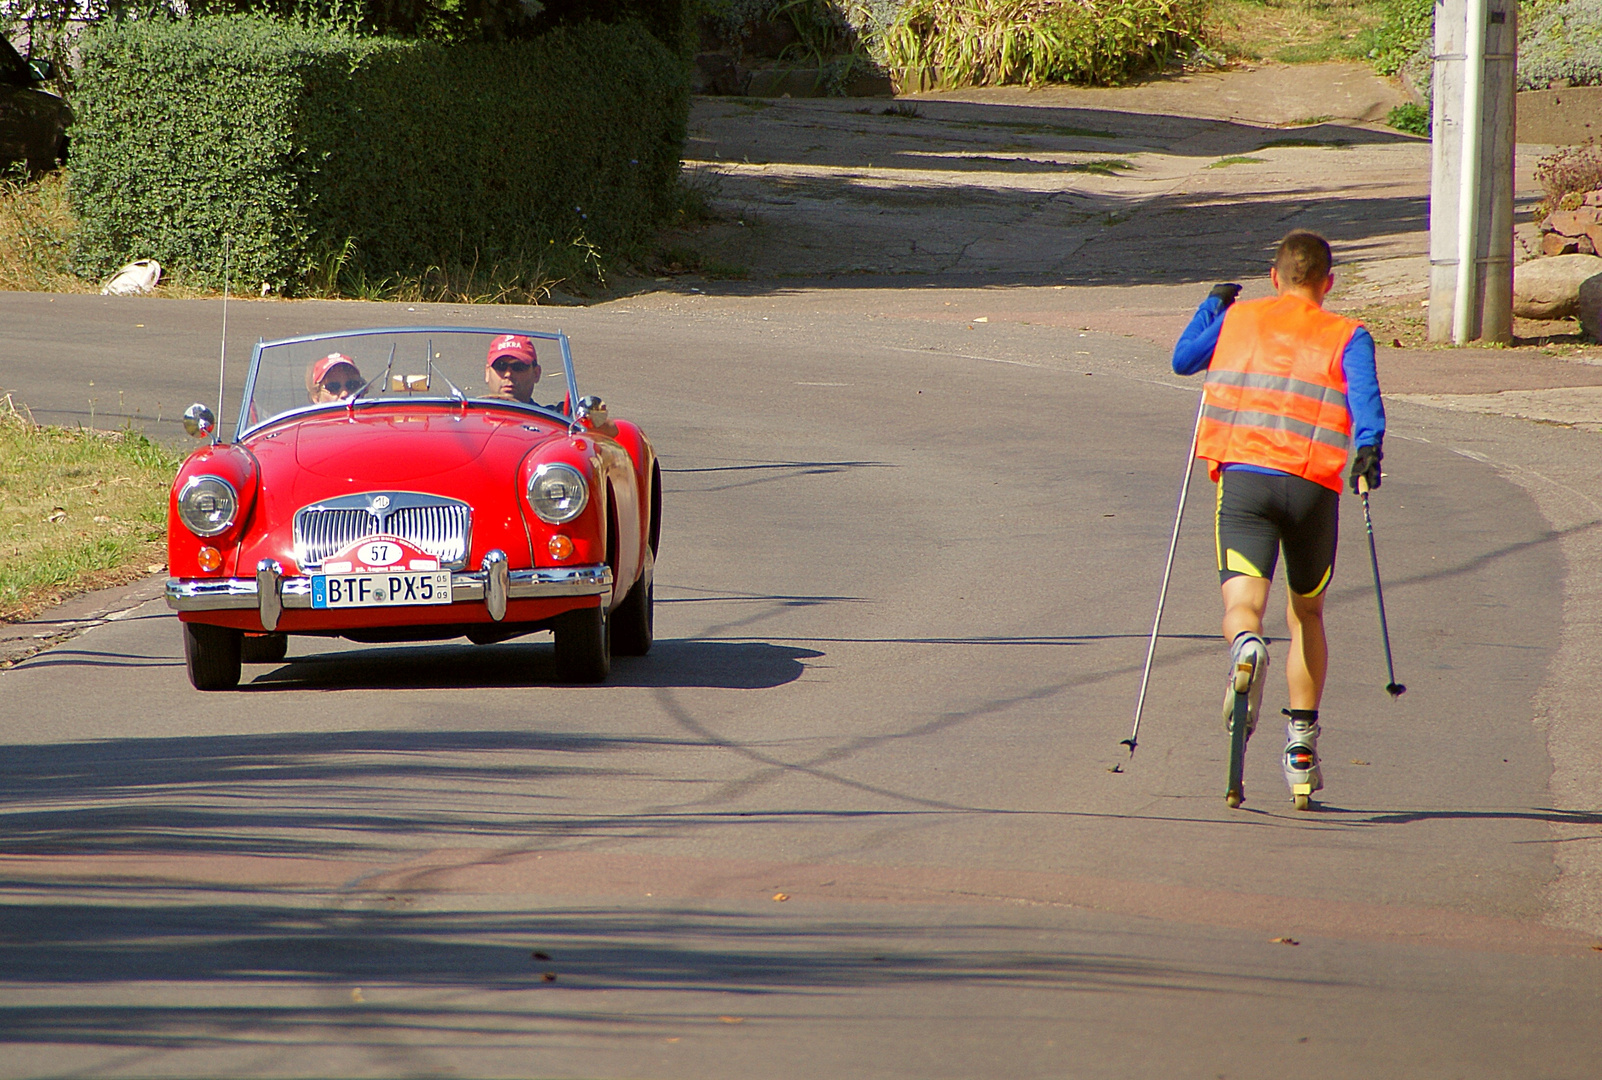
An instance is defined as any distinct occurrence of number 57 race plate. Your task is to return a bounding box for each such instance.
[312,569,453,608]
[310,536,454,609]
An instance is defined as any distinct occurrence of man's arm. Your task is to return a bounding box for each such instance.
[1172,285,1240,375]
[1341,327,1385,447]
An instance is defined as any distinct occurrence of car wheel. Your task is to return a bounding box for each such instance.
[611,553,653,657]
[183,621,242,690]
[553,602,610,683]
[241,632,288,664]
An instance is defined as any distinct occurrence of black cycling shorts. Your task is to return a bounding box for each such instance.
[1214,468,1339,597]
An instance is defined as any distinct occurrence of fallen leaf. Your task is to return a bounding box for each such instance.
[1270,937,1299,946]
[542,972,557,982]
[719,1016,744,1024]
[93,515,110,524]
[772,892,789,902]
[666,1037,681,1043]
[1350,759,1370,766]
[532,951,551,961]
[1591,944,1602,951]
[1391,338,1403,348]
[350,987,365,1003]
[146,564,164,573]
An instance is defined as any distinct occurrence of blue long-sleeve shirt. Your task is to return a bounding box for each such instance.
[1172,294,1385,458]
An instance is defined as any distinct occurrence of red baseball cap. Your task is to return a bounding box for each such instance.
[311,352,358,384]
[487,334,538,368]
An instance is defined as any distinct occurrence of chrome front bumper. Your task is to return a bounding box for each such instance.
[167,552,612,631]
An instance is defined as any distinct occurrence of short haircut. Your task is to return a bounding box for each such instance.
[1275,231,1333,286]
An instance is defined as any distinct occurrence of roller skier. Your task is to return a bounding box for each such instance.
[1170,231,1387,809]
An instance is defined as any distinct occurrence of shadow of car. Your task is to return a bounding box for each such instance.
[1,35,71,173]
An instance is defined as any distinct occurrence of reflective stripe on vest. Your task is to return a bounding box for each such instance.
[1202,369,1349,413]
[1195,294,1359,492]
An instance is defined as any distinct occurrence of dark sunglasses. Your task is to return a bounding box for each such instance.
[492,359,534,374]
[322,378,363,393]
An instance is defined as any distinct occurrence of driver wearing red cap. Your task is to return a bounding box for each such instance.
[306,352,363,404]
[485,334,542,404]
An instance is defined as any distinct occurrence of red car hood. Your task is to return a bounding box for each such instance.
[240,408,564,570]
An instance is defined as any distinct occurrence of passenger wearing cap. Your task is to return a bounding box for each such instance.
[307,353,364,404]
[485,334,542,404]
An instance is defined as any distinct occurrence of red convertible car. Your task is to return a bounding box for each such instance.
[165,327,659,690]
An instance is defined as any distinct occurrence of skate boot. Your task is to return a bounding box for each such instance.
[1282,709,1322,811]
[1220,632,1270,736]
[1222,633,1269,809]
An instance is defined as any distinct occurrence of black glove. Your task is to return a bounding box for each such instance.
[1209,283,1243,308]
[1349,442,1382,493]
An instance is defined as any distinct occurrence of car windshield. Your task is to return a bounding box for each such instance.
[237,327,578,438]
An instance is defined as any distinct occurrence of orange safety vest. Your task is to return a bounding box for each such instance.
[1195,294,1360,493]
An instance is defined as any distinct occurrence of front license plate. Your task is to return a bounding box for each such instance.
[311,571,453,609]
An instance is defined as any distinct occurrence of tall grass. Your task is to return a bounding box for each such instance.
[882,0,1207,87]
[0,394,179,621]
[0,169,87,294]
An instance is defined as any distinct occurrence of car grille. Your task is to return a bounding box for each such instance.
[293,492,471,569]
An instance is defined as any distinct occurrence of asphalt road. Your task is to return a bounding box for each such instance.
[2,287,1600,1078]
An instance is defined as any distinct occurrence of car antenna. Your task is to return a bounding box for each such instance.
[213,234,230,444]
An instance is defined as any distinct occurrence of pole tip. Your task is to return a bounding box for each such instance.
[1386,683,1407,698]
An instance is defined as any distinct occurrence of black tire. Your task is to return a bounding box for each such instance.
[611,561,653,657]
[183,621,242,690]
[241,633,288,664]
[553,603,610,683]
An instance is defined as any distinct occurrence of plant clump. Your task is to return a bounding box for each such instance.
[881,0,1206,87]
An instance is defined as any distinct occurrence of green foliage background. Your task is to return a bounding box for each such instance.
[68,14,689,292]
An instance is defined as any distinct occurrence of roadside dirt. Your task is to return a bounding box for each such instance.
[649,60,1602,419]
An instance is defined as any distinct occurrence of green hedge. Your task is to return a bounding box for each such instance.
[70,15,689,291]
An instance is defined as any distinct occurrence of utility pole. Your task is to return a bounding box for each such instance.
[1428,0,1518,343]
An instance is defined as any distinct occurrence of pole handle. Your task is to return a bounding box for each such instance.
[1357,474,1370,495]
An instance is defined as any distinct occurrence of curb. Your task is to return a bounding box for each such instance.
[0,572,167,669]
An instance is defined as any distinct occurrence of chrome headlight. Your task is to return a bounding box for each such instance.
[527,463,588,524]
[177,475,239,537]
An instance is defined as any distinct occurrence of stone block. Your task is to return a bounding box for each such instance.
[1513,253,1602,318]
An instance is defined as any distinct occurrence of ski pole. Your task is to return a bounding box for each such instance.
[1122,391,1206,755]
[1357,475,1406,698]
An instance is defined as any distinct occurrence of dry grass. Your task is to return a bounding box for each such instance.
[0,170,89,294]
[0,394,178,623]
[1206,0,1384,63]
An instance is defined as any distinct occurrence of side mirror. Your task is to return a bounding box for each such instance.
[182,403,215,439]
[27,58,54,83]
[575,395,608,427]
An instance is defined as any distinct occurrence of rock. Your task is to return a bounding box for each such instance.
[1513,253,1602,319]
[1543,232,1578,256]
[1547,207,1601,236]
[1580,273,1602,341]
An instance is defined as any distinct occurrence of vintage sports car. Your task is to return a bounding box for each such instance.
[165,327,659,690]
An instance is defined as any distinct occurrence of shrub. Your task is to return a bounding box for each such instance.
[70,15,689,293]
[882,0,1205,87]
[1519,0,1602,89]
[1387,101,1430,135]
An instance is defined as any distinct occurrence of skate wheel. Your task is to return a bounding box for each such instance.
[1294,793,1311,811]
[1225,790,1243,809]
